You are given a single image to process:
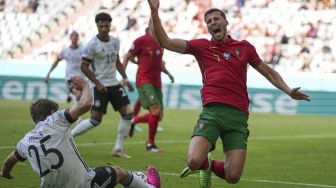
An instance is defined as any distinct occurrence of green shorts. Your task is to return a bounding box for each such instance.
[137,83,163,109]
[193,103,249,152]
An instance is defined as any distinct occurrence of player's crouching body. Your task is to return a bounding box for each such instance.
[0,76,161,188]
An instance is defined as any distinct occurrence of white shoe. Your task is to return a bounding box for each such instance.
[111,149,132,158]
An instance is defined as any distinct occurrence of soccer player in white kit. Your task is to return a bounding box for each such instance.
[70,12,135,159]
[44,31,84,103]
[0,76,161,188]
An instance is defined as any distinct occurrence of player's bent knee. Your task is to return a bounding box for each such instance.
[225,174,241,184]
[92,166,117,187]
[187,158,202,170]
[150,108,161,116]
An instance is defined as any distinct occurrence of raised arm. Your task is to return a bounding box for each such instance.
[254,61,310,101]
[148,0,187,53]
[68,76,92,119]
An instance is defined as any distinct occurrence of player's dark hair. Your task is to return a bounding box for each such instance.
[70,31,78,37]
[30,99,59,124]
[95,12,112,23]
[204,8,226,20]
[145,27,150,33]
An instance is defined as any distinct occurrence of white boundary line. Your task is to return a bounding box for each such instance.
[0,167,334,187]
[1,134,336,150]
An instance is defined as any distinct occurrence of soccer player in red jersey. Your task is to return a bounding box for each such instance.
[148,0,310,187]
[123,27,174,152]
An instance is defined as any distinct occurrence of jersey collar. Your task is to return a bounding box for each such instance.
[210,35,233,46]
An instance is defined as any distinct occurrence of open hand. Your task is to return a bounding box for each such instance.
[120,79,134,92]
[44,74,50,84]
[70,76,87,90]
[169,75,174,83]
[289,87,310,101]
[96,82,107,93]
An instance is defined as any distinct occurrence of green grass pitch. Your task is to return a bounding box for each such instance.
[0,99,336,188]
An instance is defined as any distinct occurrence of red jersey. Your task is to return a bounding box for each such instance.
[129,33,163,88]
[185,35,261,113]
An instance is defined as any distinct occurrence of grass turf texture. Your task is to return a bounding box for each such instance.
[0,99,336,188]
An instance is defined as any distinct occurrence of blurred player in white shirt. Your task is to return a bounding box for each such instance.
[0,76,161,188]
[44,31,84,103]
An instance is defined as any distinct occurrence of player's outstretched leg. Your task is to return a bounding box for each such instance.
[147,166,161,188]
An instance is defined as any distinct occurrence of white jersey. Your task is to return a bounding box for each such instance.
[16,109,95,188]
[82,35,120,88]
[59,46,84,80]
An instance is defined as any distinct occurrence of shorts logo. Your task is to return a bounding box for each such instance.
[94,100,101,107]
[198,120,206,130]
[150,95,154,101]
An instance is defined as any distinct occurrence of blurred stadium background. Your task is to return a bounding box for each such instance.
[0,0,335,115]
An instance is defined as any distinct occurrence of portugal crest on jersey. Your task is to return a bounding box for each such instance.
[223,52,230,60]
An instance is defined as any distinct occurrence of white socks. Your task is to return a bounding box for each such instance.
[71,117,131,153]
[113,118,131,151]
[71,119,95,137]
[124,172,155,188]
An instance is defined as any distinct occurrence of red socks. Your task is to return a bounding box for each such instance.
[133,113,159,145]
[211,160,225,179]
[133,114,149,123]
[200,157,210,170]
[147,113,159,144]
